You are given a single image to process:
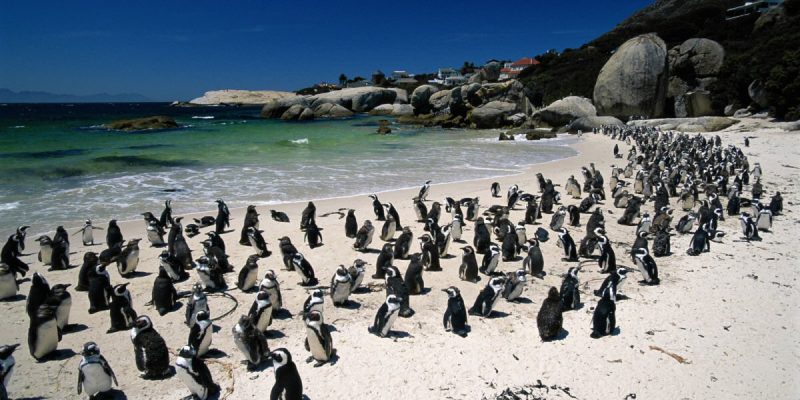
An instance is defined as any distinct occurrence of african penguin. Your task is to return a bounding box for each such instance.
[442,286,469,337]
[537,287,564,341]
[303,310,335,367]
[77,342,118,398]
[175,345,219,400]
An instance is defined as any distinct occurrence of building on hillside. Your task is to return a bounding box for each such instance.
[390,70,412,80]
[499,57,540,80]
[726,0,783,20]
[428,67,466,86]
[346,80,373,88]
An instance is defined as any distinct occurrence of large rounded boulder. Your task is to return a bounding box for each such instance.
[411,85,439,114]
[469,101,516,128]
[594,33,669,119]
[534,96,596,127]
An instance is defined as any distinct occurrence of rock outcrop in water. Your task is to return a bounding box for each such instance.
[105,116,180,131]
[189,89,297,105]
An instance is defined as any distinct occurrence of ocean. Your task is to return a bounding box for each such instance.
[0,103,577,233]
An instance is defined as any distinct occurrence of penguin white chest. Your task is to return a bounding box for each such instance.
[123,250,139,273]
[81,363,113,395]
[306,328,329,360]
[382,311,399,337]
[176,362,207,399]
[33,320,58,359]
[0,273,17,299]
[56,298,71,329]
[82,229,93,244]
[198,327,213,355]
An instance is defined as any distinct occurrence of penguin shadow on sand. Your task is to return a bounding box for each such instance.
[265,329,286,339]
[39,348,77,362]
[0,293,26,302]
[509,296,533,304]
[123,271,152,279]
[548,328,570,341]
[203,348,229,359]
[334,299,362,310]
[273,309,293,320]
[63,323,89,334]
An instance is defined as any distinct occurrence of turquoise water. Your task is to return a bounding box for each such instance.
[0,103,577,233]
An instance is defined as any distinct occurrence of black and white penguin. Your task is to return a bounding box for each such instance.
[556,228,578,262]
[565,175,581,199]
[304,219,324,248]
[344,209,358,238]
[117,238,140,277]
[404,253,425,295]
[255,272,282,318]
[28,304,59,361]
[237,255,260,292]
[567,205,581,227]
[214,199,230,234]
[537,287,563,341]
[195,256,226,291]
[675,213,697,234]
[632,231,649,254]
[175,345,219,400]
[594,268,628,301]
[75,252,98,292]
[374,243,394,279]
[452,215,465,242]
[186,283,210,328]
[76,220,102,246]
[368,294,402,337]
[479,243,500,275]
[419,234,441,271]
[502,269,527,301]
[232,315,270,370]
[270,210,290,223]
[687,224,711,256]
[130,315,171,379]
[159,200,173,228]
[652,225,671,257]
[107,283,137,333]
[290,253,318,286]
[739,213,761,241]
[591,293,617,339]
[468,276,505,317]
[300,201,316,231]
[473,217,491,254]
[48,284,73,337]
[458,246,480,283]
[77,342,118,398]
[524,197,540,225]
[385,203,401,230]
[559,267,581,311]
[769,192,783,216]
[302,289,324,319]
[184,223,201,238]
[36,235,53,266]
[170,220,194,274]
[87,264,112,314]
[151,266,178,316]
[146,219,166,247]
[501,229,520,261]
[636,212,652,237]
[98,240,123,266]
[278,236,298,271]
[188,310,213,357]
[418,180,432,202]
[330,265,353,306]
[240,205,260,245]
[380,214,396,242]
[269,348,303,400]
[26,272,50,318]
[442,286,469,337]
[756,208,773,232]
[465,197,480,221]
[0,263,18,301]
[353,220,374,252]
[596,229,616,273]
[348,259,366,293]
[249,290,274,332]
[490,182,501,198]
[633,248,660,285]
[158,251,187,283]
[368,194,386,221]
[303,310,334,367]
[47,237,70,271]
[393,227,413,260]
[106,220,124,249]
[523,239,545,278]
[247,227,272,258]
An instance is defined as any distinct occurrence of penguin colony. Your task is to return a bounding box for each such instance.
[0,125,783,399]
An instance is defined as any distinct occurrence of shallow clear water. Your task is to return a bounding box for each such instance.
[0,103,577,233]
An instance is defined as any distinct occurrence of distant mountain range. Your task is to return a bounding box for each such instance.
[0,88,152,103]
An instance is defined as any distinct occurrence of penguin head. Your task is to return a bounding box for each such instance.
[246,226,257,236]
[363,220,373,228]
[557,227,569,237]
[178,345,196,359]
[567,267,580,279]
[36,235,52,244]
[442,286,460,298]
[386,294,402,307]
[489,277,506,291]
[594,227,607,237]
[270,348,293,368]
[113,283,130,297]
[637,231,649,239]
[425,180,432,185]
[368,194,378,201]
[109,220,117,227]
[196,256,210,267]
[81,342,101,357]
[384,265,400,278]
[247,255,260,265]
[256,290,271,303]
[0,344,20,359]
[514,269,527,281]
[133,315,152,331]
[278,236,292,245]
[419,234,431,245]
[352,259,367,270]
[616,268,629,279]
[84,251,98,264]
[335,265,350,280]
[263,270,277,281]
[32,272,48,287]
[633,247,649,259]
[291,252,305,264]
[461,246,474,255]
[547,286,559,300]
[305,310,323,326]
[310,289,324,300]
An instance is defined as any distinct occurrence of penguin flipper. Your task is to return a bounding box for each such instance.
[77,369,84,394]
[101,355,119,386]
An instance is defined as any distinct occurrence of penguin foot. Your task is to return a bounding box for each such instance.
[305,356,314,363]
[370,274,385,279]
[590,331,603,339]
[314,360,327,367]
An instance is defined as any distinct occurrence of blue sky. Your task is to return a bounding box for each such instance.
[0,0,651,101]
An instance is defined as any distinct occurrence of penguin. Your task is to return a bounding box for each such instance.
[303,310,334,367]
[0,263,18,301]
[185,284,210,329]
[458,246,480,283]
[146,219,166,247]
[290,253,318,286]
[368,194,386,221]
[479,243,500,275]
[769,192,783,216]
[151,266,178,316]
[269,348,303,400]
[304,220,324,248]
[565,175,581,199]
[240,205,260,245]
[184,223,201,238]
[537,287,563,341]
[302,289,325,319]
[44,283,71,333]
[130,315,171,379]
[636,212,652,237]
[77,342,118,398]
[117,238,141,277]
[502,269,527,301]
[344,209,358,238]
[591,293,617,339]
[278,236,298,271]
[106,220,123,249]
[468,277,505,317]
[368,294,402,337]
[451,214,464,242]
[419,234,441,271]
[188,310,214,357]
[549,207,566,231]
[559,267,581,311]
[36,235,54,266]
[158,251,188,283]
[404,253,425,295]
[175,345,219,400]
[159,200,173,228]
[46,237,70,271]
[632,231,649,254]
[233,315,270,370]
[353,220,374,252]
[107,283,137,333]
[384,266,414,317]
[578,193,598,213]
[473,217,491,254]
[490,182,501,198]
[348,259,366,293]
[195,256,226,291]
[675,213,697,234]
[687,224,711,255]
[28,304,59,361]
[594,268,628,301]
[567,205,581,226]
[0,344,19,398]
[170,220,194,273]
[26,272,50,318]
[501,230,520,261]
[523,239,545,278]
[372,243,393,279]
[524,198,540,224]
[596,229,616,273]
[237,255,260,292]
[633,248,659,285]
[394,227,413,259]
[300,201,316,231]
[98,241,123,266]
[465,197,480,221]
[380,214,396,242]
[259,270,283,315]
[74,220,102,246]
[76,252,98,292]
[740,213,761,241]
[214,199,230,234]
[652,225,671,257]
[556,228,578,262]
[418,180,432,202]
[247,227,272,258]
[442,286,469,337]
[330,265,353,306]
[248,290,274,332]
[385,203,401,230]
[270,209,290,223]
[756,209,773,232]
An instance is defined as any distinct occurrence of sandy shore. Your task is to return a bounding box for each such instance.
[2,121,798,400]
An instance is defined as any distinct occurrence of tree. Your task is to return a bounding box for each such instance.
[338,73,347,86]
